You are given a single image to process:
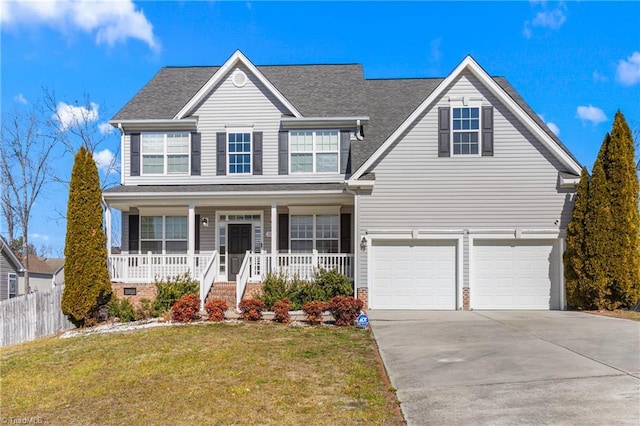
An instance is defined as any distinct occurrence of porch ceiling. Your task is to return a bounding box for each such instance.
[103,183,354,210]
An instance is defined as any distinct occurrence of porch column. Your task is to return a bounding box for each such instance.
[271,201,277,271]
[105,203,112,256]
[188,203,196,274]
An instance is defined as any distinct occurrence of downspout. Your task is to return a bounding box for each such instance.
[345,187,359,301]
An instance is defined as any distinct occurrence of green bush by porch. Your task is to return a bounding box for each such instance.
[152,273,199,317]
[259,269,353,310]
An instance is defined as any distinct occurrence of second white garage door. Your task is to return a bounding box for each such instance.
[371,240,457,310]
[472,239,561,310]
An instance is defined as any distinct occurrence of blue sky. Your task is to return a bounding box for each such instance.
[1,0,639,255]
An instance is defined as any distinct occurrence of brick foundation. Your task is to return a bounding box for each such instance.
[357,287,368,309]
[111,282,157,308]
[463,287,470,311]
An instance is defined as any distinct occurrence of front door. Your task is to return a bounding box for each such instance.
[228,224,252,280]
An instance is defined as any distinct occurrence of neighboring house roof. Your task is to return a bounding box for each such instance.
[44,258,65,275]
[111,52,581,177]
[19,254,57,276]
[0,236,25,272]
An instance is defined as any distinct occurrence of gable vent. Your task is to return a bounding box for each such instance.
[232,70,248,88]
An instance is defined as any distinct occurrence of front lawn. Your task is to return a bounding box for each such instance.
[0,322,403,425]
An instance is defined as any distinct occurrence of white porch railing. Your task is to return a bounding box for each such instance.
[246,250,354,281]
[199,251,219,311]
[108,252,215,283]
[236,250,252,309]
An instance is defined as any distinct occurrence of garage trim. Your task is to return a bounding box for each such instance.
[469,231,565,310]
[366,231,464,310]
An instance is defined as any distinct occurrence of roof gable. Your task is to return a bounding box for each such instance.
[0,237,24,272]
[175,50,302,119]
[350,56,582,179]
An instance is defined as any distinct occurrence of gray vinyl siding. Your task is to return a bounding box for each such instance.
[358,71,575,287]
[120,206,273,254]
[18,274,51,293]
[122,65,345,185]
[1,252,17,300]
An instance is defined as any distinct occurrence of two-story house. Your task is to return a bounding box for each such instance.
[104,51,581,310]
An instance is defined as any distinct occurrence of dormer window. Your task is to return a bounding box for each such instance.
[290,130,339,173]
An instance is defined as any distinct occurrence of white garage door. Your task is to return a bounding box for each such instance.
[371,240,457,309]
[472,240,560,310]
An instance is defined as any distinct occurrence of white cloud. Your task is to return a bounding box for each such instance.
[546,122,560,136]
[93,148,117,174]
[523,2,567,38]
[13,93,28,104]
[98,122,114,135]
[532,8,566,29]
[538,114,560,136]
[592,70,608,83]
[430,37,442,63]
[576,105,607,125]
[54,101,99,131]
[31,233,50,242]
[1,0,159,51]
[616,51,640,86]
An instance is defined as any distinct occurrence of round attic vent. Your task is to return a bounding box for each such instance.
[232,70,248,88]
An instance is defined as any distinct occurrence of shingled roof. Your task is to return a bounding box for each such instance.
[111,58,579,173]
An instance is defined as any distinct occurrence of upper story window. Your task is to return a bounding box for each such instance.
[452,107,480,155]
[141,132,190,175]
[290,130,339,173]
[228,131,252,174]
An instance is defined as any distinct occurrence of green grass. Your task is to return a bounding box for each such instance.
[0,323,404,425]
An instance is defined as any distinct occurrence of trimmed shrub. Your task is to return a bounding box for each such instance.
[314,268,353,298]
[272,298,291,323]
[172,294,201,323]
[259,269,353,310]
[205,298,228,322]
[302,301,328,324]
[135,298,154,321]
[328,296,364,326]
[153,273,199,316]
[107,298,136,323]
[258,272,289,310]
[239,298,265,321]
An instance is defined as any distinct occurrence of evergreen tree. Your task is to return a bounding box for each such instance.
[564,167,589,308]
[583,155,613,309]
[61,147,112,326]
[601,111,640,308]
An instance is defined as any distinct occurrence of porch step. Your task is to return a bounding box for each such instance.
[205,282,263,308]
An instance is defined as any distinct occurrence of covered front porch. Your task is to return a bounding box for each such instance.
[103,184,356,307]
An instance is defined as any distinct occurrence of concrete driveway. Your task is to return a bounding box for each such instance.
[369,311,640,425]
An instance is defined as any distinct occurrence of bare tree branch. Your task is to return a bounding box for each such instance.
[0,103,58,293]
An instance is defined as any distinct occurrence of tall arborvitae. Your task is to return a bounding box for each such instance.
[564,167,589,308]
[61,147,112,326]
[601,111,640,308]
[583,155,613,310]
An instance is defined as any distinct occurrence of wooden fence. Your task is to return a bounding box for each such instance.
[1,286,75,347]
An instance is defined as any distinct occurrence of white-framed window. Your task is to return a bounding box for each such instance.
[290,130,339,173]
[140,215,188,253]
[290,214,339,253]
[452,107,480,155]
[8,273,17,298]
[141,132,190,175]
[228,131,252,174]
